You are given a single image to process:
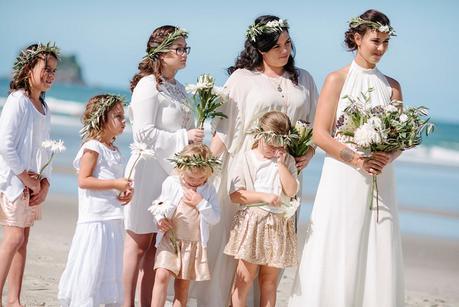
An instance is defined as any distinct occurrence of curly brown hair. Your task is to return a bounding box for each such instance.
[227,15,299,85]
[344,9,392,51]
[130,25,185,92]
[81,94,124,142]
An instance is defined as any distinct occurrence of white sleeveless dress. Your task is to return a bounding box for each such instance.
[289,61,405,307]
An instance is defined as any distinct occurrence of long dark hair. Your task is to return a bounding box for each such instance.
[130,25,182,92]
[344,9,391,51]
[9,44,59,98]
[227,15,298,85]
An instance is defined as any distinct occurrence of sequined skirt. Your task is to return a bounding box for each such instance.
[224,207,297,268]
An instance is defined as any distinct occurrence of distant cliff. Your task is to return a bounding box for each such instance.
[56,54,85,85]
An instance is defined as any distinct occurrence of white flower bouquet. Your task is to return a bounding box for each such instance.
[39,139,66,178]
[336,88,434,220]
[186,74,227,129]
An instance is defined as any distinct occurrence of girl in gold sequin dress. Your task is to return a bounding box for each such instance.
[224,111,299,307]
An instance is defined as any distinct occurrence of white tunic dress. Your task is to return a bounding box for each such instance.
[123,75,193,234]
[190,68,318,306]
[289,61,404,307]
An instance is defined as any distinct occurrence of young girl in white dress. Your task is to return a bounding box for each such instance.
[123,25,203,306]
[193,15,318,306]
[148,144,220,307]
[289,10,404,307]
[0,43,59,307]
[224,111,299,307]
[58,95,134,306]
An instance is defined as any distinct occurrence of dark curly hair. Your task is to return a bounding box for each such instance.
[344,9,391,51]
[9,44,59,98]
[227,15,298,85]
[130,25,184,92]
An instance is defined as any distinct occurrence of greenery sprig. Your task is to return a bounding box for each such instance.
[168,153,221,172]
[249,126,298,147]
[80,94,127,139]
[144,28,188,60]
[12,42,60,79]
[245,19,289,42]
[349,17,396,36]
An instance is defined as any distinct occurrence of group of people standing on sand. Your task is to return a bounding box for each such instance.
[0,8,405,307]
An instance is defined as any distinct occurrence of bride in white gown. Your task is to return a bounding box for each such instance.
[289,9,404,307]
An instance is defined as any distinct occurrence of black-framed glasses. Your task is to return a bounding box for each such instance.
[173,46,191,55]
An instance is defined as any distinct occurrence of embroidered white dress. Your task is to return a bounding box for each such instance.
[124,75,193,234]
[190,68,318,306]
[289,61,404,307]
[58,140,126,306]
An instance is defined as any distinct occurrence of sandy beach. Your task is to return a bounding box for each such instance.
[1,194,458,306]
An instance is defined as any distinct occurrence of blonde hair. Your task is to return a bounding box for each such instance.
[252,111,292,149]
[173,144,216,176]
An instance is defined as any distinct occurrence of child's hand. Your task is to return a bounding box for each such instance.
[275,148,287,164]
[263,193,281,207]
[18,171,41,195]
[183,189,203,208]
[29,179,50,206]
[158,218,173,232]
[114,178,132,193]
[118,187,134,205]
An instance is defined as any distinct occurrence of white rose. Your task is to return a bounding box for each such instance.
[384,104,398,113]
[399,114,408,123]
[368,116,383,130]
[354,123,382,147]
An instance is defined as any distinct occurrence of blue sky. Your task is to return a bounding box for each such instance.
[1,0,458,122]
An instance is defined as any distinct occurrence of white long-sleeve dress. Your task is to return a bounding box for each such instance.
[190,68,318,306]
[124,75,193,234]
[288,61,404,307]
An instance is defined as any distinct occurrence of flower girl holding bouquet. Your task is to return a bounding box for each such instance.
[0,43,59,306]
[58,94,133,306]
[148,144,220,307]
[224,111,299,307]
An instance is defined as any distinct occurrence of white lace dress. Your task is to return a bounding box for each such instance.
[124,75,193,234]
[289,61,404,307]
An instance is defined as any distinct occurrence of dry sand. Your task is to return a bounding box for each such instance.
[1,194,458,306]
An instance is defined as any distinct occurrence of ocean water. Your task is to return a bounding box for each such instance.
[1,79,458,239]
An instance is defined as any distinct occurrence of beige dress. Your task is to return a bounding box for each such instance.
[154,200,210,281]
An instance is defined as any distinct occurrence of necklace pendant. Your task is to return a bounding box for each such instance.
[277,85,282,92]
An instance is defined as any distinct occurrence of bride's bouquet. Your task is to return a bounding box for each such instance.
[336,88,434,221]
[186,74,227,129]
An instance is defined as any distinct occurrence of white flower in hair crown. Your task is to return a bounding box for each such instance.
[349,17,396,36]
[246,19,289,42]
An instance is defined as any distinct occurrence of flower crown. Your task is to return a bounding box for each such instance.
[80,95,127,139]
[168,153,221,173]
[245,19,289,42]
[249,126,298,147]
[144,28,188,60]
[349,17,396,36]
[12,42,60,78]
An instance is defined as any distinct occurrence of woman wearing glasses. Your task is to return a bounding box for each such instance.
[122,25,203,306]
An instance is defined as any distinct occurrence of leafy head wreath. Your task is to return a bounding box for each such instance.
[12,42,60,79]
[348,16,396,36]
[144,27,188,60]
[245,19,289,42]
[80,94,127,139]
[248,123,298,147]
[168,153,221,173]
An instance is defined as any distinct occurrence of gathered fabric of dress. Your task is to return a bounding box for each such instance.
[289,61,404,307]
[58,140,126,306]
[124,75,193,234]
[190,68,318,306]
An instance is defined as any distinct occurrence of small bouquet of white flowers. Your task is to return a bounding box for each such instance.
[39,139,66,179]
[288,120,313,158]
[336,88,434,221]
[186,74,227,129]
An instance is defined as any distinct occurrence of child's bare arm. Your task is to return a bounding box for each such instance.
[230,190,280,206]
[78,149,131,192]
[277,162,298,197]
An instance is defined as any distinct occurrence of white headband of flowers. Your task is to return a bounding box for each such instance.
[348,17,396,36]
[245,19,289,42]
